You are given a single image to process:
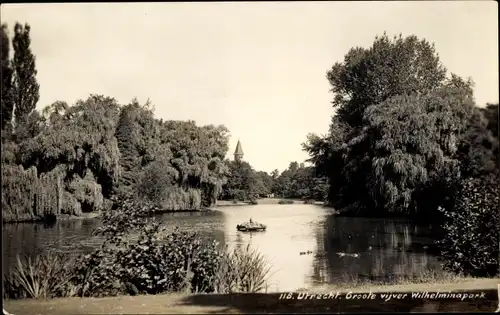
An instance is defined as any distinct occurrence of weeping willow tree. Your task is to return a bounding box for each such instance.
[303,33,494,219]
[67,173,105,213]
[19,95,121,195]
[3,95,230,221]
[359,77,476,216]
[2,165,62,222]
[4,93,230,220]
[1,95,121,221]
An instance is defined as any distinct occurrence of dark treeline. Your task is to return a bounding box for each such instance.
[302,33,499,277]
[220,160,327,202]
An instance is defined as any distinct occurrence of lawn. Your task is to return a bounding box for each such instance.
[4,278,498,314]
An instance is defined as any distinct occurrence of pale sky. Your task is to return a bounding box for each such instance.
[1,2,498,173]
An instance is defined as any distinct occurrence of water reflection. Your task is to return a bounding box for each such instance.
[312,216,442,284]
[219,204,325,292]
[2,204,444,291]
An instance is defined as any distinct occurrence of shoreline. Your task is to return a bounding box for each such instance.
[4,278,499,314]
[2,198,327,224]
[2,208,214,224]
[216,198,326,207]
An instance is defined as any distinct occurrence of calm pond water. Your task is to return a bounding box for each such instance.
[2,204,443,292]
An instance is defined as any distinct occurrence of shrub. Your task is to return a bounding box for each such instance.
[278,199,294,205]
[75,222,225,296]
[4,252,75,299]
[436,174,500,277]
[189,237,224,293]
[114,225,220,294]
[134,159,178,204]
[72,244,126,298]
[25,193,273,298]
[303,199,315,204]
[232,190,247,202]
[215,244,272,293]
[248,199,258,205]
[72,196,162,297]
[73,196,223,296]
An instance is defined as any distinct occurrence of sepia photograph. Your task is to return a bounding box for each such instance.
[1,1,499,314]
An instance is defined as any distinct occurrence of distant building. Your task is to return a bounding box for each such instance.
[234,140,244,162]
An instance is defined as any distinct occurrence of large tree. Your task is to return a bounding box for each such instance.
[18,95,122,198]
[1,24,14,137]
[255,171,273,197]
[327,33,446,129]
[221,160,259,201]
[306,33,485,217]
[114,99,154,195]
[269,161,327,200]
[12,22,39,129]
[360,77,475,215]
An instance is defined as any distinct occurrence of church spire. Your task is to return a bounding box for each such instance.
[234,140,244,162]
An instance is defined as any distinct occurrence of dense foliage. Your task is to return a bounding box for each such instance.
[1,23,232,223]
[304,32,499,276]
[4,196,273,299]
[3,21,497,291]
[1,165,62,222]
[221,160,260,201]
[1,24,14,136]
[303,33,498,218]
[1,94,231,223]
[220,160,327,202]
[271,162,328,201]
[11,22,40,135]
[436,174,499,277]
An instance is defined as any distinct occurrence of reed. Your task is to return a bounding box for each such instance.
[3,252,75,299]
[213,244,273,293]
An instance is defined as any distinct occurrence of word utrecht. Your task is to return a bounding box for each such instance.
[278,292,373,300]
[278,291,487,301]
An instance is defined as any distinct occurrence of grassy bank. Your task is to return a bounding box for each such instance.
[4,279,498,314]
